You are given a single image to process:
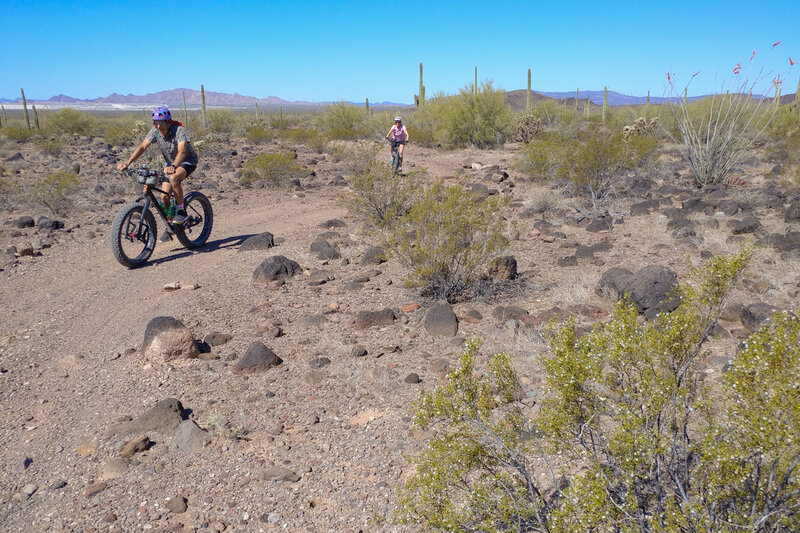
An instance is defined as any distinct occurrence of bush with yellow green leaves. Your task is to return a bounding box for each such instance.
[338,144,418,228]
[386,180,508,302]
[396,248,800,532]
[25,170,80,214]
[239,151,306,186]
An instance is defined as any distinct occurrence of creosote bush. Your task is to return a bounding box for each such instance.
[397,248,799,531]
[45,108,96,136]
[25,170,80,214]
[318,102,368,140]
[338,144,418,228]
[240,152,306,186]
[387,180,508,302]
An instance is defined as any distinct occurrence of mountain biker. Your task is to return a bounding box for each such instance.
[385,116,409,172]
[116,106,198,228]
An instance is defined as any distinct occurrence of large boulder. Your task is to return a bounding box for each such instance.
[424,302,459,337]
[233,341,282,374]
[598,265,679,316]
[252,255,300,283]
[103,398,187,438]
[487,256,518,280]
[239,232,275,252]
[142,317,199,362]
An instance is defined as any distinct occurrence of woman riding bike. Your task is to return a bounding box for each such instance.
[117,106,198,231]
[385,116,409,172]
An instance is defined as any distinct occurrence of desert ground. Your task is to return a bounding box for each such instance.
[0,130,798,532]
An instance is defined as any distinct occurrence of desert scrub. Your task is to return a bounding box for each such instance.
[765,106,800,185]
[318,101,368,140]
[102,115,141,147]
[514,129,573,181]
[25,170,80,214]
[44,108,96,136]
[339,144,418,228]
[1,124,35,142]
[397,248,800,531]
[0,175,19,211]
[511,114,543,142]
[387,179,508,302]
[240,151,306,186]
[395,338,550,531]
[281,127,326,152]
[244,124,275,144]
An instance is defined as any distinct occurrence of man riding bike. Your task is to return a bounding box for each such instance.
[117,106,198,235]
[385,116,409,172]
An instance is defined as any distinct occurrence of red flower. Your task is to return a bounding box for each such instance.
[773,41,782,47]
[750,50,756,60]
[667,72,672,85]
[732,63,742,75]
[791,57,796,66]
[692,71,700,78]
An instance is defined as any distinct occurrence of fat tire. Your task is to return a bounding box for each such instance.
[110,203,157,268]
[174,191,213,249]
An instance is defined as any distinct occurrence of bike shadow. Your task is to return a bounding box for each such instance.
[147,233,258,267]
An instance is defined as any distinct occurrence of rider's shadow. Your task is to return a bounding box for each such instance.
[148,233,257,266]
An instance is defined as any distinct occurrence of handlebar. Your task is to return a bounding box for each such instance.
[124,166,163,185]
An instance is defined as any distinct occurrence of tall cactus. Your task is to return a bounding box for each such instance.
[575,88,579,112]
[182,91,188,123]
[365,97,369,114]
[526,69,531,113]
[602,86,607,125]
[474,66,478,95]
[795,75,800,116]
[200,84,208,128]
[773,76,781,107]
[255,101,259,121]
[1,105,6,128]
[32,105,39,129]
[415,62,424,107]
[21,88,31,130]
[585,96,591,119]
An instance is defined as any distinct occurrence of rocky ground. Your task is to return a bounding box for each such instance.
[0,132,799,532]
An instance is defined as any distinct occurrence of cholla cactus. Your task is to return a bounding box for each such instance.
[623,116,659,140]
[511,115,543,142]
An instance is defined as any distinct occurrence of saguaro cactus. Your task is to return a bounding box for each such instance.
[575,88,579,112]
[200,84,208,128]
[526,69,531,113]
[182,91,188,123]
[365,97,369,114]
[21,88,31,130]
[1,105,6,128]
[415,62,424,107]
[32,105,39,129]
[602,86,608,125]
[585,96,591,119]
[474,66,478,95]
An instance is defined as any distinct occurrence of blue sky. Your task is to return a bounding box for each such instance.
[3,0,798,103]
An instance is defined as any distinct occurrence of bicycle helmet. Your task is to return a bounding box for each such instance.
[394,116,402,122]
[151,106,172,121]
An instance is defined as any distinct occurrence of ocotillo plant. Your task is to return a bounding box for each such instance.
[21,88,31,130]
[602,86,608,125]
[526,69,531,113]
[474,66,477,95]
[32,105,39,129]
[200,84,208,128]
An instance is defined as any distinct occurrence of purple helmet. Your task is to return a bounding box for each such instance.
[151,106,171,121]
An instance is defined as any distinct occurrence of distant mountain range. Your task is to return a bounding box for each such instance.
[0,88,407,108]
[1,88,795,110]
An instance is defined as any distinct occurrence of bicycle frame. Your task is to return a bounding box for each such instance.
[131,184,173,236]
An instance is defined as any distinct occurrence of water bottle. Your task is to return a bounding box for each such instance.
[167,199,177,219]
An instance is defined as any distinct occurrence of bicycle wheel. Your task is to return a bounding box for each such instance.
[174,191,213,249]
[110,203,157,268]
[391,147,400,173]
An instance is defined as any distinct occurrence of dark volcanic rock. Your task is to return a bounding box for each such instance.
[252,255,300,282]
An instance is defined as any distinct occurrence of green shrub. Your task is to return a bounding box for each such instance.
[45,108,96,136]
[529,99,577,128]
[25,170,80,214]
[515,129,573,180]
[398,249,799,532]
[2,124,35,142]
[102,114,141,146]
[240,151,306,186]
[339,144,418,228]
[244,124,275,144]
[318,102,368,140]
[765,106,800,185]
[282,127,326,152]
[33,136,67,156]
[387,180,508,302]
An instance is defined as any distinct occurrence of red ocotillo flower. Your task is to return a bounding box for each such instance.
[691,71,700,78]
[750,50,756,60]
[667,72,672,85]
[733,63,742,74]
[790,57,796,66]
[773,41,782,47]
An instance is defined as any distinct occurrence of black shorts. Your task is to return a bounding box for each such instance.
[160,163,197,182]
[390,139,405,147]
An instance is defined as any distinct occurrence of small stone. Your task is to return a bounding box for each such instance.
[308,357,331,369]
[102,513,117,523]
[163,282,181,291]
[166,495,188,514]
[21,484,38,499]
[401,303,421,313]
[404,373,421,384]
[350,345,368,357]
[120,435,151,458]
[84,481,108,498]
